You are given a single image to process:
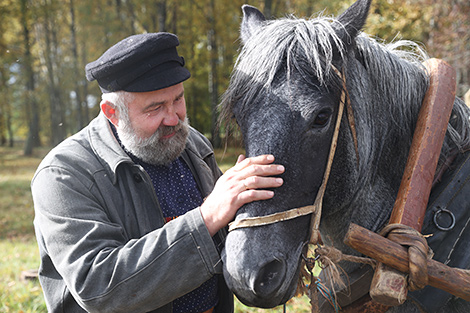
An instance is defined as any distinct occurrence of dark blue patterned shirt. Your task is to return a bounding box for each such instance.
[131,156,219,313]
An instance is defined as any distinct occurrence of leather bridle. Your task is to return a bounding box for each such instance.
[228,66,355,249]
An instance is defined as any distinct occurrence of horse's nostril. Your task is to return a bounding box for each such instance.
[253,258,286,298]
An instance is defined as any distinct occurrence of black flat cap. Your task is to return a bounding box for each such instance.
[85,33,190,93]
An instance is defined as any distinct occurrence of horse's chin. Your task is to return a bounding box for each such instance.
[222,235,305,308]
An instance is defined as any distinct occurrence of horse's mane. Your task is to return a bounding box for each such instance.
[220,15,346,122]
[219,14,470,167]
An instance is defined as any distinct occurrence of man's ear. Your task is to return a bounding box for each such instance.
[101,100,119,126]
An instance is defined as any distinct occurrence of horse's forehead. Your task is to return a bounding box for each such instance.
[238,79,334,113]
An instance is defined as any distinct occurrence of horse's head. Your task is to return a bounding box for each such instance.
[220,0,372,308]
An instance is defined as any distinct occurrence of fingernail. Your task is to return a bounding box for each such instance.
[267,155,274,161]
[277,165,285,171]
[276,178,283,184]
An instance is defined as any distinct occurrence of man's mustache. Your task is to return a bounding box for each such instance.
[157,119,185,137]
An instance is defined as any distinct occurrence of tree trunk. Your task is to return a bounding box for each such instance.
[41,0,66,147]
[69,0,84,130]
[81,41,90,122]
[6,99,13,147]
[0,66,6,146]
[170,1,177,35]
[20,0,41,155]
[126,0,137,34]
[0,67,14,147]
[157,0,167,32]
[208,0,221,148]
[264,0,272,18]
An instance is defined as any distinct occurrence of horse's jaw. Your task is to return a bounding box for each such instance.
[222,221,307,308]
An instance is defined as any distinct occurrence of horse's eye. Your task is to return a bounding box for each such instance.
[312,110,332,128]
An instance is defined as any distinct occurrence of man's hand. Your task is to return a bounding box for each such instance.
[200,154,284,236]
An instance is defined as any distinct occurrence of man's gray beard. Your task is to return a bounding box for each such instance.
[117,117,190,166]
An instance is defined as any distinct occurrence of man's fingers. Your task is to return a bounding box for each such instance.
[232,155,284,193]
[239,163,285,180]
[238,189,275,204]
[242,176,283,190]
[236,154,246,164]
[233,154,275,171]
[200,154,284,235]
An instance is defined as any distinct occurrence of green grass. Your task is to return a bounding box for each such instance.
[0,145,49,313]
[0,144,311,312]
[0,238,47,313]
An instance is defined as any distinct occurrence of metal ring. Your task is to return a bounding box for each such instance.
[433,208,456,231]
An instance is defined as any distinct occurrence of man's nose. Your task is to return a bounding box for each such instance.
[162,105,179,126]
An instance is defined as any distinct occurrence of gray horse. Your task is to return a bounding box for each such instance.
[220,0,470,312]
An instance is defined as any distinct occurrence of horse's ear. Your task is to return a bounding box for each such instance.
[335,0,372,43]
[240,5,266,45]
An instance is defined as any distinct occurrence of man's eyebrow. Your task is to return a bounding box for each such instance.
[143,101,165,111]
[176,90,184,99]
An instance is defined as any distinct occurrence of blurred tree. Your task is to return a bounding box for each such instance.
[1,0,468,150]
[0,65,9,146]
[36,0,67,147]
[0,1,10,146]
[0,0,21,147]
[157,0,167,32]
[70,0,85,131]
[425,0,469,97]
[20,0,41,155]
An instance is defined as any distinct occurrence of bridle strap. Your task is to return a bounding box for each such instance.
[309,67,347,244]
[228,205,317,231]
[229,67,349,237]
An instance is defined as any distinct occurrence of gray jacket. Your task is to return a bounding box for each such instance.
[32,113,234,313]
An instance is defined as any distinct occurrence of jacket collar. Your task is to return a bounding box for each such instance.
[88,112,133,184]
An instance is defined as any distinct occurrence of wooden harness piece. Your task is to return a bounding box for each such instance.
[343,59,470,312]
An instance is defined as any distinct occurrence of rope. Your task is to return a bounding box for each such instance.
[315,277,341,313]
[296,242,377,312]
[294,225,431,312]
[379,224,432,291]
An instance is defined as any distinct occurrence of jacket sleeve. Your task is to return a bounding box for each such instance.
[32,164,222,313]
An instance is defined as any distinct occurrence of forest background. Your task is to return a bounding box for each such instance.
[0,0,469,154]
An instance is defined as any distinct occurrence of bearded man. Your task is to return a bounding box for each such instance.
[31,33,284,313]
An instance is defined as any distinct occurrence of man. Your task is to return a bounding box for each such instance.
[31,33,284,313]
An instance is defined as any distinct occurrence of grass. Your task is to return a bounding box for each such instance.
[0,144,311,312]
[0,145,49,313]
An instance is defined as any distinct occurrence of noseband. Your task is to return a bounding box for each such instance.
[228,66,356,246]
